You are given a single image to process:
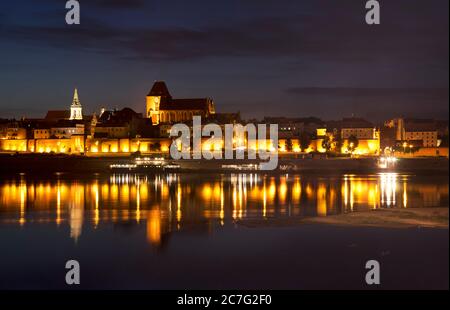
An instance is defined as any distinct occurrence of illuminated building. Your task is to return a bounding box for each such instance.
[326,118,381,155]
[50,123,85,139]
[95,108,144,139]
[33,129,50,139]
[146,81,215,125]
[69,88,83,120]
[0,123,27,140]
[386,118,439,148]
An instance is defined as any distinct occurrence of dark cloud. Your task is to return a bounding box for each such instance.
[0,17,121,53]
[46,0,145,9]
[88,0,145,9]
[2,5,448,66]
[283,87,449,121]
[2,0,448,65]
[0,0,448,120]
[285,87,449,97]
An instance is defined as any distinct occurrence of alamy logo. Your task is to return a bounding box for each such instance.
[365,0,380,25]
[65,0,80,25]
[65,259,80,285]
[169,116,279,170]
[365,260,380,285]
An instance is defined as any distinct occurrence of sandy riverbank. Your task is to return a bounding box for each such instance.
[237,207,449,229]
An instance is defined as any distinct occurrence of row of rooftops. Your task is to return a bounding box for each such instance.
[1,115,446,133]
[403,119,441,132]
[262,117,447,133]
[262,117,375,130]
[0,81,447,135]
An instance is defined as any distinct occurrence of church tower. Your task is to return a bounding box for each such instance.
[69,88,83,120]
[146,81,172,125]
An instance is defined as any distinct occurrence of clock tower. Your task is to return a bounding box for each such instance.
[146,81,172,125]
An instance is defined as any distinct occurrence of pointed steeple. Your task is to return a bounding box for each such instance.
[69,88,83,120]
[72,88,81,106]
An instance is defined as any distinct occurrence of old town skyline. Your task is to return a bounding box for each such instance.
[1,81,448,159]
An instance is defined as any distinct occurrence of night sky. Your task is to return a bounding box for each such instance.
[0,0,448,121]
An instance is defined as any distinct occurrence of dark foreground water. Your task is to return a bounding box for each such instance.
[0,172,448,289]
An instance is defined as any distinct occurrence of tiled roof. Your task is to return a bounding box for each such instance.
[147,81,172,98]
[160,98,210,111]
[404,121,437,132]
[44,110,70,120]
[340,118,374,128]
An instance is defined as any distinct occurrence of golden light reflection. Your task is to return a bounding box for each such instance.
[176,183,182,226]
[262,179,267,218]
[279,177,287,205]
[147,209,161,246]
[56,181,61,226]
[403,180,407,208]
[317,183,327,216]
[292,177,301,204]
[136,182,141,222]
[92,182,99,227]
[0,173,446,241]
[220,181,224,225]
[19,182,26,226]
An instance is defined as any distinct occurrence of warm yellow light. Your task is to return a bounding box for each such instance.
[202,184,212,201]
[147,209,161,246]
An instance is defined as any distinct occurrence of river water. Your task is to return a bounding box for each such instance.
[0,172,448,289]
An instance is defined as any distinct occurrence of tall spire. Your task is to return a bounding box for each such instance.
[72,88,81,106]
[69,88,83,120]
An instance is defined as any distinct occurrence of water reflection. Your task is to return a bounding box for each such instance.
[0,173,447,244]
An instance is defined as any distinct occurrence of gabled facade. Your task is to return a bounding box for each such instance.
[146,81,215,125]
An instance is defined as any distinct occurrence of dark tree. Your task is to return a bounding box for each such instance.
[286,138,293,152]
[322,136,332,152]
[299,132,312,152]
[347,135,359,153]
[150,142,161,152]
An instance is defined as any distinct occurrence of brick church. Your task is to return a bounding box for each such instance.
[146,81,215,125]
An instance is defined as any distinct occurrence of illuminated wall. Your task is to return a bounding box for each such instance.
[1,137,84,154]
[86,138,171,155]
[0,127,27,140]
[341,138,380,155]
[394,147,449,158]
[278,138,326,153]
[0,139,28,152]
[1,136,384,155]
[278,139,300,152]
